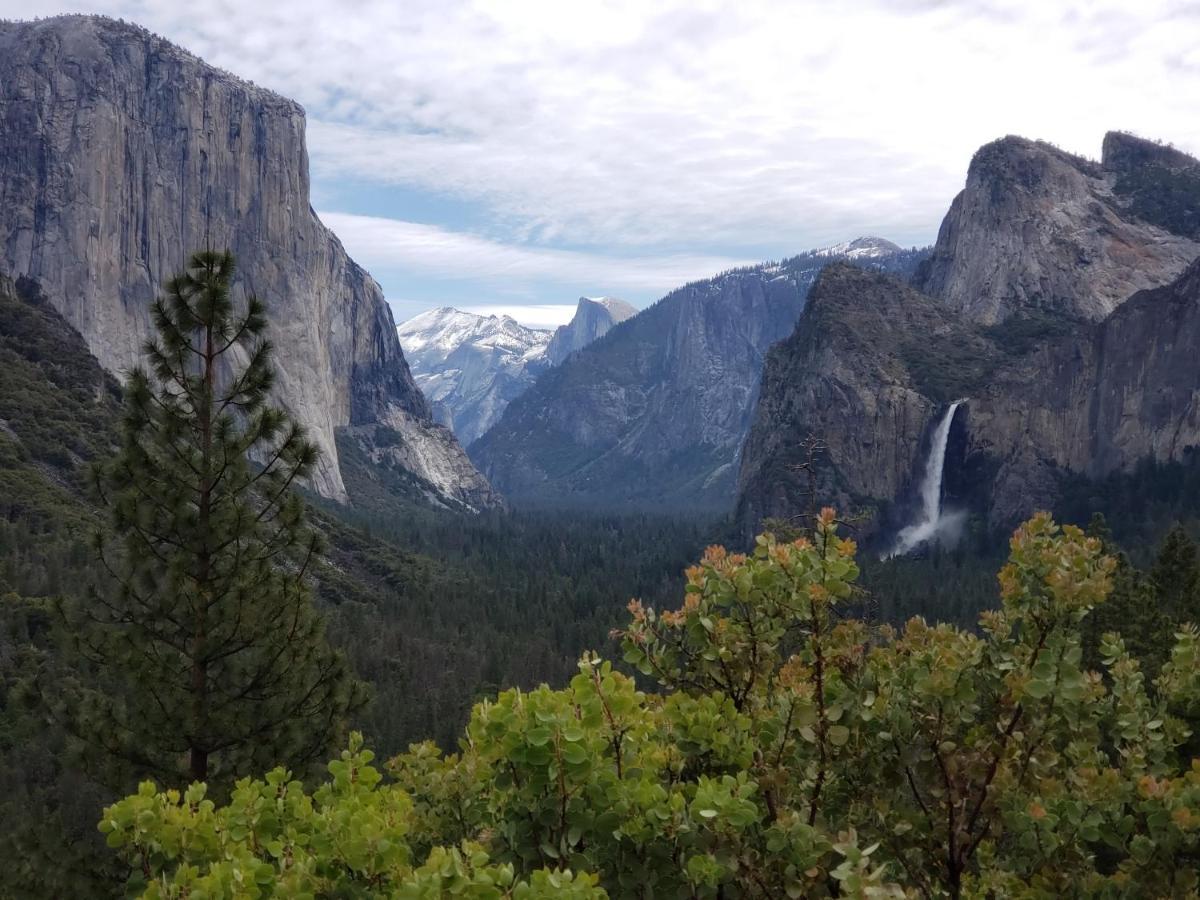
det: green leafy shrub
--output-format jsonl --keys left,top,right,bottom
{"left": 103, "top": 513, "right": 1200, "bottom": 897}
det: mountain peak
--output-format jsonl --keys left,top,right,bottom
{"left": 396, "top": 307, "right": 553, "bottom": 445}
{"left": 544, "top": 296, "right": 637, "bottom": 366}
{"left": 966, "top": 135, "right": 1102, "bottom": 189}
{"left": 814, "top": 236, "right": 903, "bottom": 260}
{"left": 1, "top": 15, "right": 302, "bottom": 116}
{"left": 577, "top": 296, "right": 637, "bottom": 322}
{"left": 916, "top": 131, "right": 1200, "bottom": 323}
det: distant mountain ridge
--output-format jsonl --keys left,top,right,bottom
{"left": 397, "top": 296, "right": 635, "bottom": 444}
{"left": 397, "top": 308, "right": 552, "bottom": 446}
{"left": 470, "top": 239, "right": 927, "bottom": 511}
{"left": 0, "top": 14, "right": 499, "bottom": 511}
{"left": 811, "top": 236, "right": 905, "bottom": 260}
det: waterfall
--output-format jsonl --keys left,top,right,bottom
{"left": 886, "top": 401, "right": 963, "bottom": 558}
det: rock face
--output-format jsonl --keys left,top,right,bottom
{"left": 543, "top": 297, "right": 636, "bottom": 366}
{"left": 964, "top": 257, "right": 1200, "bottom": 526}
{"left": 397, "top": 308, "right": 551, "bottom": 446}
{"left": 471, "top": 241, "right": 926, "bottom": 511}
{"left": 396, "top": 298, "right": 636, "bottom": 447}
{"left": 736, "top": 264, "right": 979, "bottom": 534}
{"left": 738, "top": 226, "right": 1200, "bottom": 540}
{"left": 0, "top": 15, "right": 497, "bottom": 509}
{"left": 739, "top": 132, "right": 1200, "bottom": 542}
{"left": 914, "top": 134, "right": 1200, "bottom": 324}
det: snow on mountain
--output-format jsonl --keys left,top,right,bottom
{"left": 470, "top": 239, "right": 929, "bottom": 512}
{"left": 812, "top": 236, "right": 903, "bottom": 260}
{"left": 397, "top": 308, "right": 553, "bottom": 446}
{"left": 398, "top": 297, "right": 639, "bottom": 445}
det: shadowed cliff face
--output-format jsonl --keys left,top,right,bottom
{"left": 735, "top": 264, "right": 984, "bottom": 535}
{"left": 737, "top": 258, "right": 1200, "bottom": 538}
{"left": 0, "top": 15, "right": 497, "bottom": 509}
{"left": 470, "top": 242, "right": 927, "bottom": 512}
{"left": 914, "top": 134, "right": 1200, "bottom": 325}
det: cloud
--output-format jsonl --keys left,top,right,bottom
{"left": 317, "top": 211, "right": 753, "bottom": 296}
{"left": 12, "top": 0, "right": 1200, "bottom": 266}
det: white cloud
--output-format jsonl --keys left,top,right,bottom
{"left": 317, "top": 211, "right": 753, "bottom": 295}
{"left": 12, "top": 0, "right": 1200, "bottom": 256}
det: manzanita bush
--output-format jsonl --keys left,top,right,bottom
{"left": 101, "top": 512, "right": 1200, "bottom": 898}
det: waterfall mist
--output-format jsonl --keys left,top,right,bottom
{"left": 885, "top": 401, "right": 965, "bottom": 558}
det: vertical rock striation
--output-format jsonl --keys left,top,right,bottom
{"left": 738, "top": 234, "right": 1200, "bottom": 537}
{"left": 739, "top": 132, "right": 1200, "bottom": 540}
{"left": 0, "top": 14, "right": 497, "bottom": 509}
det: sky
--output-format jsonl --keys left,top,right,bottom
{"left": 13, "top": 1, "right": 1200, "bottom": 327}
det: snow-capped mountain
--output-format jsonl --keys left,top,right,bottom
{"left": 397, "top": 308, "right": 553, "bottom": 446}
{"left": 398, "top": 297, "right": 638, "bottom": 445}
{"left": 812, "top": 236, "right": 903, "bottom": 260}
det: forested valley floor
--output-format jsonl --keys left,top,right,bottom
{"left": 3, "top": 276, "right": 1200, "bottom": 895}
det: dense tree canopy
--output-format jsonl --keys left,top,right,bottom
{"left": 102, "top": 513, "right": 1200, "bottom": 898}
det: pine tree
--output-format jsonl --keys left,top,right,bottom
{"left": 1082, "top": 512, "right": 1172, "bottom": 677}
{"left": 1150, "top": 523, "right": 1200, "bottom": 622}
{"left": 56, "top": 249, "right": 367, "bottom": 786}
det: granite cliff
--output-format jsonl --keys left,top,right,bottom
{"left": 0, "top": 15, "right": 497, "bottom": 509}
{"left": 739, "top": 133, "right": 1200, "bottom": 540}
{"left": 914, "top": 133, "right": 1200, "bottom": 324}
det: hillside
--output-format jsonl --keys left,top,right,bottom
{"left": 914, "top": 133, "right": 1200, "bottom": 323}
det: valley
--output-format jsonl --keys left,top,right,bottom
{"left": 1, "top": 8, "right": 1199, "bottom": 898}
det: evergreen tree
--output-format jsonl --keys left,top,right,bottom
{"left": 1151, "top": 523, "right": 1200, "bottom": 621}
{"left": 55, "top": 249, "right": 367, "bottom": 786}
{"left": 1083, "top": 512, "right": 1172, "bottom": 677}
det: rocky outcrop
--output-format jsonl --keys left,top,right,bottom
{"left": 1103, "top": 131, "right": 1200, "bottom": 240}
{"left": 397, "top": 308, "right": 551, "bottom": 445}
{"left": 471, "top": 242, "right": 926, "bottom": 511}
{"left": 737, "top": 257, "right": 1200, "bottom": 537}
{"left": 736, "top": 264, "right": 979, "bottom": 532}
{"left": 914, "top": 133, "right": 1200, "bottom": 324}
{"left": 0, "top": 15, "right": 497, "bottom": 509}
{"left": 967, "top": 257, "right": 1200, "bottom": 524}
{"left": 543, "top": 297, "right": 636, "bottom": 366}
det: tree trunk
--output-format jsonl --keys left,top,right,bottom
{"left": 190, "top": 312, "right": 215, "bottom": 783}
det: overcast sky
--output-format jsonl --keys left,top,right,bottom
{"left": 13, "top": 1, "right": 1200, "bottom": 326}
